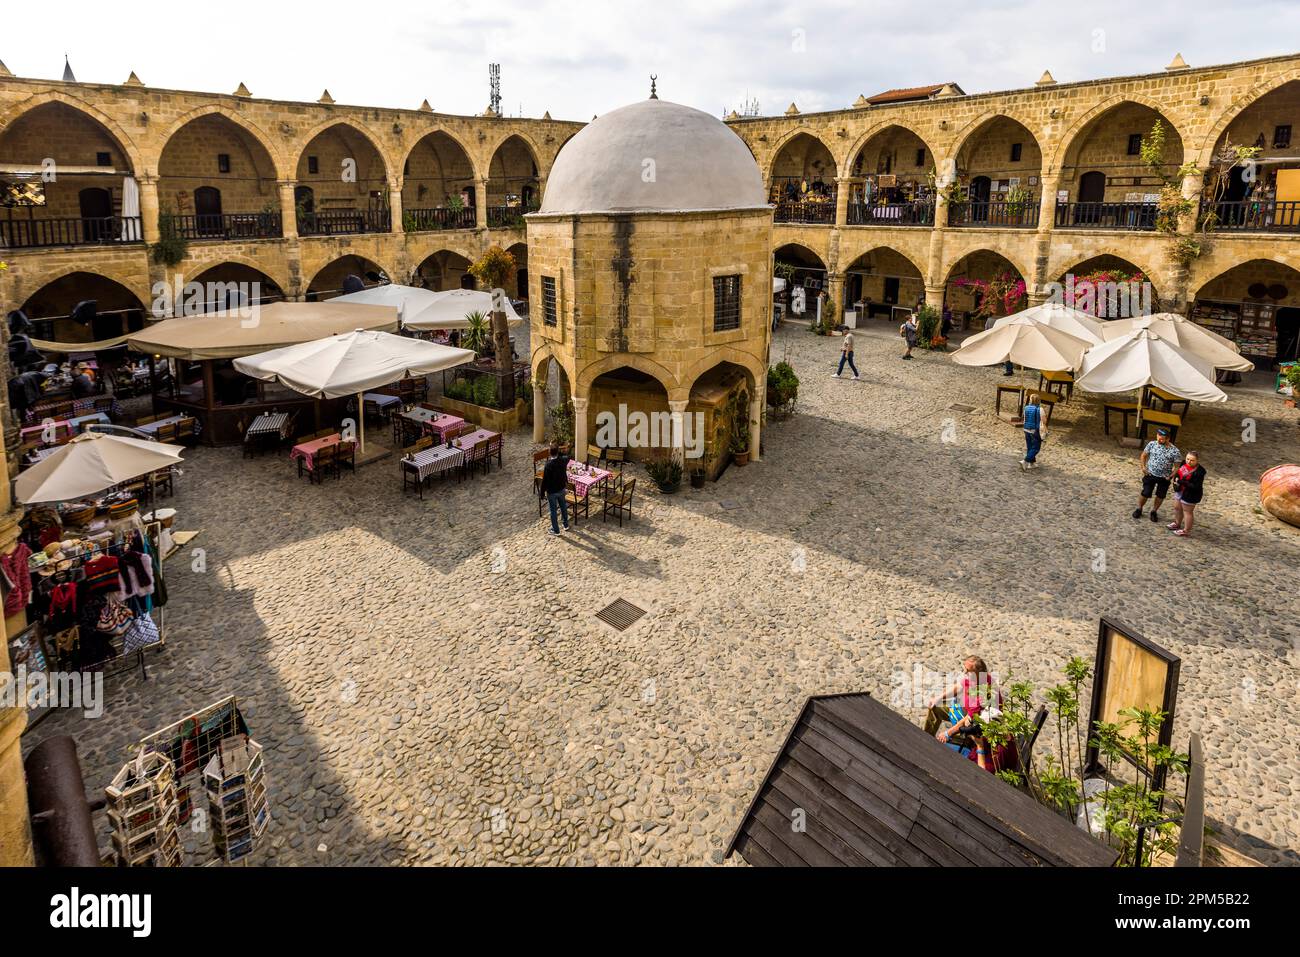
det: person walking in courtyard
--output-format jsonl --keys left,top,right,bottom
{"left": 540, "top": 444, "right": 572, "bottom": 535}
{"left": 901, "top": 312, "right": 918, "bottom": 359}
{"left": 1168, "top": 451, "right": 1206, "bottom": 538}
{"left": 1019, "top": 392, "right": 1047, "bottom": 471}
{"left": 833, "top": 330, "right": 860, "bottom": 379}
{"left": 1133, "top": 427, "right": 1181, "bottom": 523}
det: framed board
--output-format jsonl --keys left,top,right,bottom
{"left": 7, "top": 623, "right": 52, "bottom": 725}
{"left": 1085, "top": 617, "right": 1180, "bottom": 789}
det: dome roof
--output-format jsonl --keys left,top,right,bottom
{"left": 538, "top": 99, "right": 767, "bottom": 215}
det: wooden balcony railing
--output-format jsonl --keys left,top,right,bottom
{"left": 846, "top": 200, "right": 935, "bottom": 226}
{"left": 1054, "top": 201, "right": 1157, "bottom": 230}
{"left": 487, "top": 203, "right": 537, "bottom": 229}
{"left": 298, "top": 208, "right": 391, "bottom": 236}
{"left": 172, "top": 212, "right": 282, "bottom": 241}
{"left": 0, "top": 215, "right": 144, "bottom": 248}
{"left": 1202, "top": 199, "right": 1300, "bottom": 232}
{"left": 948, "top": 199, "right": 1040, "bottom": 228}
{"left": 774, "top": 199, "right": 836, "bottom": 225}
{"left": 404, "top": 207, "right": 477, "bottom": 231}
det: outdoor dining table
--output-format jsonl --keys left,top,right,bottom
{"left": 567, "top": 461, "right": 612, "bottom": 500}
{"left": 19, "top": 411, "right": 111, "bottom": 447}
{"left": 400, "top": 444, "right": 465, "bottom": 497}
{"left": 135, "top": 414, "right": 189, "bottom": 435}
{"left": 290, "top": 432, "right": 343, "bottom": 472}
{"left": 402, "top": 407, "right": 466, "bottom": 441}
{"left": 246, "top": 411, "right": 291, "bottom": 439}
{"left": 364, "top": 392, "right": 403, "bottom": 412}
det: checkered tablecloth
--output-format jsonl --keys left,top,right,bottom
{"left": 364, "top": 392, "right": 403, "bottom": 409}
{"left": 402, "top": 445, "right": 465, "bottom": 481}
{"left": 246, "top": 412, "right": 289, "bottom": 438}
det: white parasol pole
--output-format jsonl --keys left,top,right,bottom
{"left": 357, "top": 390, "right": 366, "bottom": 453}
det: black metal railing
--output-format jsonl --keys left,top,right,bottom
{"left": 0, "top": 215, "right": 144, "bottom": 248}
{"left": 1054, "top": 201, "right": 1157, "bottom": 230}
{"left": 948, "top": 199, "right": 1040, "bottom": 228}
{"left": 404, "top": 207, "right": 477, "bottom": 231}
{"left": 1202, "top": 198, "right": 1300, "bottom": 232}
{"left": 846, "top": 200, "right": 934, "bottom": 226}
{"left": 172, "top": 212, "right": 282, "bottom": 241}
{"left": 487, "top": 203, "right": 537, "bottom": 229}
{"left": 297, "top": 208, "right": 391, "bottom": 236}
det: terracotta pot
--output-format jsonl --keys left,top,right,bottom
{"left": 733, "top": 451, "right": 750, "bottom": 467}
{"left": 1260, "top": 464, "right": 1300, "bottom": 528}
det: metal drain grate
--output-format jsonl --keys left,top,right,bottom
{"left": 947, "top": 403, "right": 976, "bottom": 413}
{"left": 596, "top": 598, "right": 647, "bottom": 632}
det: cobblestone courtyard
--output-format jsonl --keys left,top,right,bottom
{"left": 27, "top": 322, "right": 1300, "bottom": 866}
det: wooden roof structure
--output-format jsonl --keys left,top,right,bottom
{"left": 726, "top": 693, "right": 1118, "bottom": 867}
{"left": 864, "top": 83, "right": 965, "bottom": 105}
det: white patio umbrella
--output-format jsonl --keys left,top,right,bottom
{"left": 1076, "top": 328, "right": 1227, "bottom": 402}
{"left": 400, "top": 289, "right": 525, "bottom": 331}
{"left": 952, "top": 316, "right": 1093, "bottom": 372}
{"left": 16, "top": 431, "right": 184, "bottom": 504}
{"left": 991, "top": 301, "right": 1105, "bottom": 345}
{"left": 1099, "top": 313, "right": 1254, "bottom": 372}
{"left": 233, "top": 329, "right": 475, "bottom": 451}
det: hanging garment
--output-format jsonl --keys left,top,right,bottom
{"left": 95, "top": 598, "right": 135, "bottom": 638}
{"left": 0, "top": 543, "right": 32, "bottom": 615}
{"left": 83, "top": 554, "right": 123, "bottom": 599}
{"left": 119, "top": 549, "right": 155, "bottom": 599}
{"left": 47, "top": 582, "right": 78, "bottom": 632}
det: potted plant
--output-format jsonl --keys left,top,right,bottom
{"left": 461, "top": 310, "right": 491, "bottom": 356}
{"left": 646, "top": 456, "right": 682, "bottom": 493}
{"left": 766, "top": 361, "right": 799, "bottom": 415}
{"left": 690, "top": 467, "right": 706, "bottom": 489}
{"left": 730, "top": 421, "right": 751, "bottom": 466}
{"left": 1282, "top": 362, "right": 1300, "bottom": 407}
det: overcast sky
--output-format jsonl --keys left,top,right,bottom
{"left": 7, "top": 0, "right": 1299, "bottom": 120}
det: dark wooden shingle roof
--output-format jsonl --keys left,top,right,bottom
{"left": 726, "top": 693, "right": 1117, "bottom": 867}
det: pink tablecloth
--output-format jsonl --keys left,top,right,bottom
{"left": 566, "top": 462, "right": 611, "bottom": 499}
{"left": 290, "top": 433, "right": 343, "bottom": 471}
{"left": 423, "top": 413, "right": 465, "bottom": 441}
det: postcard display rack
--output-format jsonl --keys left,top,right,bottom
{"left": 204, "top": 735, "right": 270, "bottom": 863}
{"left": 1191, "top": 299, "right": 1278, "bottom": 361}
{"left": 105, "top": 751, "right": 183, "bottom": 867}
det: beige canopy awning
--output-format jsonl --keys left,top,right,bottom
{"left": 126, "top": 302, "right": 399, "bottom": 361}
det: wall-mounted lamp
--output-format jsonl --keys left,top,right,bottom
{"left": 1199, "top": 95, "right": 1210, "bottom": 106}
{"left": 139, "top": 111, "right": 149, "bottom": 124}
{"left": 1049, "top": 108, "right": 1059, "bottom": 118}
{"left": 392, "top": 122, "right": 403, "bottom": 134}
{"left": 938, "top": 120, "right": 947, "bottom": 130}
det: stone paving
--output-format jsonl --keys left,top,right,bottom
{"left": 25, "top": 320, "right": 1300, "bottom": 866}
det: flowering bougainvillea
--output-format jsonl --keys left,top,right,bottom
{"left": 954, "top": 272, "right": 1027, "bottom": 321}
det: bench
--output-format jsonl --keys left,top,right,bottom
{"left": 1038, "top": 369, "right": 1075, "bottom": 402}
{"left": 1035, "top": 392, "right": 1059, "bottom": 427}
{"left": 1142, "top": 385, "right": 1190, "bottom": 418}
{"left": 995, "top": 384, "right": 1023, "bottom": 418}
{"left": 1138, "top": 408, "right": 1183, "bottom": 444}
{"left": 1103, "top": 401, "right": 1139, "bottom": 437}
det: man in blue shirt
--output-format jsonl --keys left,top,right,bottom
{"left": 1133, "top": 427, "right": 1181, "bottom": 523}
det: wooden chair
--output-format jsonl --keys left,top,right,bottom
{"left": 177, "top": 417, "right": 197, "bottom": 444}
{"left": 995, "top": 384, "right": 1024, "bottom": 419}
{"left": 239, "top": 416, "right": 255, "bottom": 458}
{"left": 155, "top": 422, "right": 178, "bottom": 444}
{"left": 151, "top": 468, "right": 175, "bottom": 499}
{"left": 532, "top": 449, "right": 550, "bottom": 495}
{"left": 585, "top": 443, "right": 605, "bottom": 467}
{"left": 486, "top": 434, "right": 503, "bottom": 471}
{"left": 310, "top": 444, "right": 338, "bottom": 484}
{"left": 463, "top": 439, "right": 489, "bottom": 478}
{"left": 602, "top": 476, "right": 636, "bottom": 526}
{"left": 137, "top": 413, "right": 161, "bottom": 426}
{"left": 1035, "top": 392, "right": 1059, "bottom": 427}
{"left": 604, "top": 447, "right": 626, "bottom": 477}
{"left": 335, "top": 440, "right": 356, "bottom": 473}
{"left": 564, "top": 481, "right": 590, "bottom": 523}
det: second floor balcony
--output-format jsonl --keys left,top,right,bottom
{"left": 405, "top": 207, "right": 477, "bottom": 231}
{"left": 1, "top": 214, "right": 144, "bottom": 249}
{"left": 298, "top": 208, "right": 391, "bottom": 237}
{"left": 172, "top": 211, "right": 282, "bottom": 241}
{"left": 1054, "top": 201, "right": 1158, "bottom": 231}
{"left": 847, "top": 200, "right": 934, "bottom": 226}
{"left": 948, "top": 199, "right": 1040, "bottom": 229}
{"left": 487, "top": 202, "right": 538, "bottom": 229}
{"left": 1203, "top": 198, "right": 1300, "bottom": 233}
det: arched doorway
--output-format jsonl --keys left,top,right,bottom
{"left": 945, "top": 250, "right": 1028, "bottom": 331}
{"left": 307, "top": 255, "right": 389, "bottom": 300}
{"left": 413, "top": 250, "right": 473, "bottom": 292}
{"left": 773, "top": 243, "right": 828, "bottom": 323}
{"left": 188, "top": 263, "right": 285, "bottom": 312}
{"left": 402, "top": 131, "right": 476, "bottom": 230}
{"left": 769, "top": 132, "right": 837, "bottom": 223}
{"left": 0, "top": 102, "right": 139, "bottom": 247}
{"left": 1053, "top": 255, "right": 1157, "bottom": 319}
{"left": 846, "top": 124, "right": 936, "bottom": 225}
{"left": 294, "top": 123, "right": 390, "bottom": 234}
{"left": 158, "top": 112, "right": 281, "bottom": 239}
{"left": 20, "top": 272, "right": 146, "bottom": 343}
{"left": 843, "top": 248, "right": 925, "bottom": 322}
{"left": 586, "top": 365, "right": 673, "bottom": 464}
{"left": 686, "top": 360, "right": 758, "bottom": 477}
{"left": 1057, "top": 102, "right": 1184, "bottom": 230}
{"left": 487, "top": 134, "right": 540, "bottom": 228}
{"left": 506, "top": 242, "right": 529, "bottom": 302}
{"left": 1192, "top": 259, "right": 1300, "bottom": 364}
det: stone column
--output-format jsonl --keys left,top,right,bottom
{"left": 826, "top": 272, "right": 845, "bottom": 325}
{"left": 533, "top": 383, "right": 547, "bottom": 443}
{"left": 748, "top": 391, "right": 763, "bottom": 463}
{"left": 924, "top": 284, "right": 947, "bottom": 310}
{"left": 1031, "top": 174, "right": 1061, "bottom": 302}
{"left": 138, "top": 173, "right": 161, "bottom": 243}
{"left": 278, "top": 181, "right": 299, "bottom": 239}
{"left": 388, "top": 179, "right": 404, "bottom": 234}
{"left": 834, "top": 177, "right": 851, "bottom": 226}
{"left": 667, "top": 399, "right": 688, "bottom": 466}
{"left": 0, "top": 404, "right": 34, "bottom": 865}
{"left": 474, "top": 177, "right": 489, "bottom": 231}
{"left": 1036, "top": 174, "right": 1061, "bottom": 235}
{"left": 1179, "top": 168, "right": 1206, "bottom": 235}
{"left": 571, "top": 395, "right": 588, "bottom": 457}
